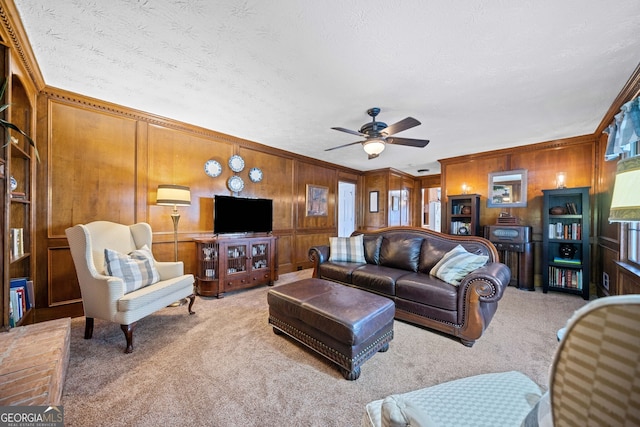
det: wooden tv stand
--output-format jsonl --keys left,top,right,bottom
{"left": 194, "top": 235, "right": 277, "bottom": 298}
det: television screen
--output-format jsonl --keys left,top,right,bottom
{"left": 214, "top": 195, "right": 273, "bottom": 234}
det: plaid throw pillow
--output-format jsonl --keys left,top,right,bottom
{"left": 104, "top": 244, "right": 160, "bottom": 293}
{"left": 430, "top": 244, "right": 488, "bottom": 286}
{"left": 328, "top": 234, "right": 366, "bottom": 263}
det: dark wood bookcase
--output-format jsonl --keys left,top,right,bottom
{"left": 446, "top": 194, "right": 480, "bottom": 236}
{"left": 542, "top": 187, "right": 590, "bottom": 300}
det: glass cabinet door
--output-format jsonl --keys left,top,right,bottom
{"left": 251, "top": 242, "right": 269, "bottom": 270}
{"left": 226, "top": 244, "right": 247, "bottom": 274}
{"left": 200, "top": 242, "right": 217, "bottom": 278}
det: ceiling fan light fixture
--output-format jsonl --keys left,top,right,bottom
{"left": 363, "top": 139, "right": 386, "bottom": 156}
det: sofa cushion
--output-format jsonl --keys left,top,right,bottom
{"left": 352, "top": 265, "right": 410, "bottom": 296}
{"left": 363, "top": 235, "right": 383, "bottom": 265}
{"left": 379, "top": 236, "right": 423, "bottom": 272}
{"left": 104, "top": 245, "right": 160, "bottom": 293}
{"left": 329, "top": 234, "right": 366, "bottom": 263}
{"left": 318, "top": 261, "right": 364, "bottom": 284}
{"left": 395, "top": 273, "right": 458, "bottom": 311}
{"left": 430, "top": 245, "right": 488, "bottom": 285}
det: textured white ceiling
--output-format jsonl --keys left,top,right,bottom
{"left": 12, "top": 0, "right": 640, "bottom": 174}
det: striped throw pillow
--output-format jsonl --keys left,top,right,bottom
{"left": 328, "top": 234, "right": 366, "bottom": 263}
{"left": 430, "top": 244, "right": 488, "bottom": 286}
{"left": 104, "top": 244, "right": 160, "bottom": 293}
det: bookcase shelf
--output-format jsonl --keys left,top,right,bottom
{"left": 542, "top": 187, "right": 590, "bottom": 300}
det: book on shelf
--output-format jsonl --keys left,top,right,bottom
{"left": 548, "top": 266, "right": 582, "bottom": 290}
{"left": 565, "top": 202, "right": 578, "bottom": 214}
{"left": 548, "top": 222, "right": 581, "bottom": 240}
{"left": 10, "top": 277, "right": 31, "bottom": 310}
{"left": 10, "top": 227, "right": 24, "bottom": 259}
{"left": 553, "top": 257, "right": 581, "bottom": 265}
{"left": 10, "top": 191, "right": 26, "bottom": 199}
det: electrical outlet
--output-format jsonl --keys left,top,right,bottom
{"left": 602, "top": 272, "right": 610, "bottom": 291}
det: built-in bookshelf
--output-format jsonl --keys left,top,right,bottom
{"left": 542, "top": 187, "right": 590, "bottom": 300}
{"left": 1, "top": 40, "right": 37, "bottom": 329}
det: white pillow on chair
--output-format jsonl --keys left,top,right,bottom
{"left": 104, "top": 244, "right": 160, "bottom": 293}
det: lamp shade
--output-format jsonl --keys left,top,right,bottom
{"left": 157, "top": 184, "right": 191, "bottom": 206}
{"left": 609, "top": 156, "right": 640, "bottom": 222}
{"left": 363, "top": 139, "right": 386, "bottom": 156}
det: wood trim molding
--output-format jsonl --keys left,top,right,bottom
{"left": 595, "top": 62, "right": 640, "bottom": 135}
{"left": 0, "top": 0, "right": 45, "bottom": 90}
{"left": 439, "top": 133, "right": 596, "bottom": 166}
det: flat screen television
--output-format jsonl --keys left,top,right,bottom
{"left": 214, "top": 195, "right": 273, "bottom": 235}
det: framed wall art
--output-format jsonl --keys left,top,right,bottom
{"left": 306, "top": 184, "right": 328, "bottom": 216}
{"left": 369, "top": 191, "right": 379, "bottom": 213}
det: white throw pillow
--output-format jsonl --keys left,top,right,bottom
{"left": 328, "top": 234, "right": 366, "bottom": 263}
{"left": 104, "top": 244, "right": 160, "bottom": 293}
{"left": 430, "top": 244, "right": 488, "bottom": 285}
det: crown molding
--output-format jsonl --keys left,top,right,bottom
{"left": 0, "top": 0, "right": 45, "bottom": 90}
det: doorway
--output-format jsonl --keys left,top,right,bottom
{"left": 338, "top": 181, "right": 356, "bottom": 237}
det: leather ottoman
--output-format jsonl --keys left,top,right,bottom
{"left": 267, "top": 278, "right": 394, "bottom": 380}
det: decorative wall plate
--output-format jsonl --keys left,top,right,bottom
{"left": 227, "top": 175, "right": 245, "bottom": 192}
{"left": 228, "top": 155, "right": 245, "bottom": 172}
{"left": 204, "top": 159, "right": 222, "bottom": 177}
{"left": 249, "top": 167, "right": 263, "bottom": 183}
{"left": 10, "top": 175, "right": 17, "bottom": 191}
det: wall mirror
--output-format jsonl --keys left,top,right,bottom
{"left": 487, "top": 169, "right": 528, "bottom": 208}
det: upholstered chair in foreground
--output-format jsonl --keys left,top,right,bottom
{"left": 66, "top": 221, "right": 195, "bottom": 353}
{"left": 363, "top": 294, "right": 640, "bottom": 427}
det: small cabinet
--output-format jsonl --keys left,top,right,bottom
{"left": 542, "top": 187, "right": 590, "bottom": 300}
{"left": 446, "top": 194, "right": 480, "bottom": 236}
{"left": 194, "top": 235, "right": 277, "bottom": 298}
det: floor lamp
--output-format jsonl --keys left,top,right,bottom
{"left": 156, "top": 184, "right": 191, "bottom": 262}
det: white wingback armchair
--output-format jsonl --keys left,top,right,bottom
{"left": 66, "top": 221, "right": 195, "bottom": 353}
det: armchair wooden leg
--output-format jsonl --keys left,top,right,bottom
{"left": 187, "top": 294, "right": 196, "bottom": 315}
{"left": 121, "top": 323, "right": 135, "bottom": 354}
{"left": 84, "top": 317, "right": 94, "bottom": 339}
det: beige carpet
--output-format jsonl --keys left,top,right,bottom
{"left": 61, "top": 269, "right": 588, "bottom": 426}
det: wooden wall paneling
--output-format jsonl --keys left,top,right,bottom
{"left": 275, "top": 234, "right": 294, "bottom": 274}
{"left": 618, "top": 262, "right": 640, "bottom": 295}
{"left": 47, "top": 247, "right": 81, "bottom": 306}
{"left": 599, "top": 245, "right": 619, "bottom": 296}
{"left": 363, "top": 171, "right": 388, "bottom": 230}
{"left": 48, "top": 101, "right": 138, "bottom": 236}
{"left": 441, "top": 157, "right": 504, "bottom": 229}
{"left": 295, "top": 232, "right": 334, "bottom": 270}
{"left": 295, "top": 160, "right": 337, "bottom": 230}
{"left": 147, "top": 123, "right": 231, "bottom": 236}
{"left": 238, "top": 147, "right": 295, "bottom": 232}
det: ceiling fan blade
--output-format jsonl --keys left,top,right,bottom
{"left": 331, "top": 126, "right": 366, "bottom": 137}
{"left": 324, "top": 140, "right": 365, "bottom": 151}
{"left": 387, "top": 137, "right": 430, "bottom": 148}
{"left": 382, "top": 117, "right": 421, "bottom": 136}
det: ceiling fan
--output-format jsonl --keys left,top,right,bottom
{"left": 326, "top": 107, "right": 430, "bottom": 159}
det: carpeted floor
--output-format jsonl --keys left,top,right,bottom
{"left": 61, "top": 269, "right": 588, "bottom": 426}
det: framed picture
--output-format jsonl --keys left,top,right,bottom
{"left": 369, "top": 191, "right": 379, "bottom": 213}
{"left": 306, "top": 184, "right": 328, "bottom": 216}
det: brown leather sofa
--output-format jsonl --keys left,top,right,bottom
{"left": 309, "top": 226, "right": 511, "bottom": 347}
